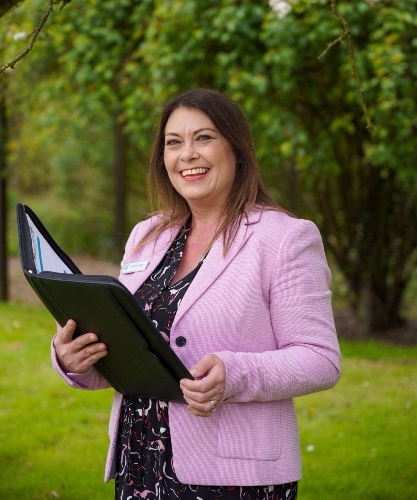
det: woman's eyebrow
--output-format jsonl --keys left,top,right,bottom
{"left": 164, "top": 127, "right": 218, "bottom": 137}
{"left": 193, "top": 127, "right": 218, "bottom": 135}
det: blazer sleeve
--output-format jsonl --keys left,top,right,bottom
{"left": 215, "top": 219, "right": 341, "bottom": 403}
{"left": 51, "top": 334, "right": 111, "bottom": 390}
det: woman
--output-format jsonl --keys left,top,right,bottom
{"left": 52, "top": 88, "right": 341, "bottom": 499}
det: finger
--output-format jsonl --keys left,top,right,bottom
{"left": 181, "top": 372, "right": 222, "bottom": 393}
{"left": 181, "top": 384, "right": 221, "bottom": 404}
{"left": 191, "top": 354, "right": 225, "bottom": 380}
{"left": 187, "top": 408, "right": 211, "bottom": 418}
{"left": 181, "top": 386, "right": 224, "bottom": 407}
{"left": 62, "top": 340, "right": 108, "bottom": 374}
{"left": 180, "top": 357, "right": 225, "bottom": 401}
{"left": 82, "top": 341, "right": 108, "bottom": 360}
{"left": 55, "top": 319, "right": 77, "bottom": 344}
{"left": 187, "top": 354, "right": 219, "bottom": 380}
{"left": 73, "top": 332, "right": 103, "bottom": 352}
{"left": 185, "top": 398, "right": 218, "bottom": 418}
{"left": 56, "top": 320, "right": 100, "bottom": 347}
{"left": 78, "top": 344, "right": 108, "bottom": 370}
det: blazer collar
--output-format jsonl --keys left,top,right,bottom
{"left": 121, "top": 208, "right": 262, "bottom": 313}
{"left": 121, "top": 224, "right": 182, "bottom": 292}
{"left": 172, "top": 208, "right": 262, "bottom": 327}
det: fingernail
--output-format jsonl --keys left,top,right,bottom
{"left": 190, "top": 368, "right": 198, "bottom": 377}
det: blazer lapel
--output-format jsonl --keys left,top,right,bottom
{"left": 173, "top": 210, "right": 261, "bottom": 326}
{"left": 120, "top": 224, "right": 182, "bottom": 294}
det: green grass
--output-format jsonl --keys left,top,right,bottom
{"left": 1, "top": 303, "right": 417, "bottom": 499}
{"left": 296, "top": 340, "right": 417, "bottom": 499}
{"left": 0, "top": 304, "right": 113, "bottom": 499}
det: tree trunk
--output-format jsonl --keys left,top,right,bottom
{"left": 0, "top": 82, "right": 8, "bottom": 301}
{"left": 353, "top": 273, "right": 405, "bottom": 338}
{"left": 113, "top": 112, "right": 127, "bottom": 261}
{"left": 310, "top": 137, "right": 417, "bottom": 339}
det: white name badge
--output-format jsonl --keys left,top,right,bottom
{"left": 121, "top": 261, "right": 149, "bottom": 274}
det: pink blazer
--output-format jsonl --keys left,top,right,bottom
{"left": 52, "top": 208, "right": 341, "bottom": 486}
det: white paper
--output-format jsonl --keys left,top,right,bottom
{"left": 26, "top": 213, "right": 73, "bottom": 274}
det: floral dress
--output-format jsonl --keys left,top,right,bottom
{"left": 115, "top": 221, "right": 298, "bottom": 500}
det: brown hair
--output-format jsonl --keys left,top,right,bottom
{"left": 138, "top": 88, "right": 287, "bottom": 253}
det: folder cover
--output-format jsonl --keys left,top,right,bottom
{"left": 16, "top": 203, "right": 192, "bottom": 402}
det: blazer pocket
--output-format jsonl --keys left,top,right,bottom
{"left": 216, "top": 401, "right": 282, "bottom": 461}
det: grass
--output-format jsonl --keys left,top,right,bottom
{"left": 1, "top": 303, "right": 417, "bottom": 499}
{"left": 0, "top": 304, "right": 112, "bottom": 499}
{"left": 296, "top": 339, "right": 417, "bottom": 499}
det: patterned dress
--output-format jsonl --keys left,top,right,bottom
{"left": 115, "top": 221, "right": 298, "bottom": 500}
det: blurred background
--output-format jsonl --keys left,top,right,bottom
{"left": 1, "top": 0, "right": 417, "bottom": 341}
{"left": 0, "top": 1, "right": 416, "bottom": 498}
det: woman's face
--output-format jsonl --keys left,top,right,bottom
{"left": 163, "top": 107, "right": 237, "bottom": 214}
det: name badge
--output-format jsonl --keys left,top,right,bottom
{"left": 121, "top": 261, "right": 149, "bottom": 274}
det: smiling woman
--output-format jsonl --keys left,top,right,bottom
{"left": 51, "top": 88, "right": 341, "bottom": 500}
{"left": 162, "top": 107, "right": 237, "bottom": 280}
{"left": 163, "top": 107, "right": 236, "bottom": 217}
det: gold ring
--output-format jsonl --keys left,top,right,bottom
{"left": 210, "top": 400, "right": 216, "bottom": 413}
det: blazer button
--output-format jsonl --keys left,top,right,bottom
{"left": 175, "top": 336, "right": 186, "bottom": 347}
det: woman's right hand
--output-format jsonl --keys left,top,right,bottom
{"left": 53, "top": 319, "right": 108, "bottom": 374}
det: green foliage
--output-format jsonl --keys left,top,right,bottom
{"left": 261, "top": 0, "right": 417, "bottom": 177}
{"left": 258, "top": 0, "right": 417, "bottom": 330}
{"left": 1, "top": 303, "right": 416, "bottom": 499}
{"left": 4, "top": 0, "right": 417, "bottom": 330}
{"left": 6, "top": 0, "right": 417, "bottom": 187}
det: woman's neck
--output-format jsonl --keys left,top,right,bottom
{"left": 189, "top": 204, "right": 225, "bottom": 231}
{"left": 189, "top": 212, "right": 224, "bottom": 240}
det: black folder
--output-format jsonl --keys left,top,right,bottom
{"left": 16, "top": 203, "right": 192, "bottom": 402}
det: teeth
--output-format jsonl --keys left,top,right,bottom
{"left": 181, "top": 168, "right": 208, "bottom": 177}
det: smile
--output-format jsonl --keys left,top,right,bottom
{"left": 181, "top": 168, "right": 209, "bottom": 177}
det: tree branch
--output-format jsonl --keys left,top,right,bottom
{"left": 319, "top": 0, "right": 375, "bottom": 138}
{"left": 0, "top": 0, "right": 70, "bottom": 74}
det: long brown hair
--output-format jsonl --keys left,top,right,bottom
{"left": 137, "top": 88, "right": 287, "bottom": 253}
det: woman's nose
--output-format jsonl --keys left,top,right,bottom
{"left": 180, "top": 142, "right": 199, "bottom": 162}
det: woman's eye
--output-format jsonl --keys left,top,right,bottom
{"left": 197, "top": 135, "right": 212, "bottom": 141}
{"left": 165, "top": 139, "right": 180, "bottom": 146}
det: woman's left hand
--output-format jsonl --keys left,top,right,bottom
{"left": 180, "top": 354, "right": 226, "bottom": 417}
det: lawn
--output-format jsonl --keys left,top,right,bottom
{"left": 1, "top": 303, "right": 416, "bottom": 499}
{"left": 296, "top": 341, "right": 417, "bottom": 499}
{"left": 0, "top": 304, "right": 112, "bottom": 499}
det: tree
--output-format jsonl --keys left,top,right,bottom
{"left": 3, "top": 0, "right": 155, "bottom": 260}
{"left": 1, "top": 0, "right": 71, "bottom": 73}
{"left": 0, "top": 0, "right": 73, "bottom": 300}
{"left": 261, "top": 0, "right": 417, "bottom": 335}
{"left": 123, "top": 0, "right": 417, "bottom": 334}
{"left": 0, "top": 79, "right": 7, "bottom": 301}
{"left": 5, "top": 0, "right": 417, "bottom": 337}
{"left": 42, "top": 0, "right": 156, "bottom": 258}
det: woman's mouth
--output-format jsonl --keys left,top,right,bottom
{"left": 181, "top": 168, "right": 209, "bottom": 178}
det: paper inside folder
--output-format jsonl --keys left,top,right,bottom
{"left": 26, "top": 213, "right": 73, "bottom": 274}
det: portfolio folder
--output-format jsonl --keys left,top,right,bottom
{"left": 16, "top": 203, "right": 192, "bottom": 402}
